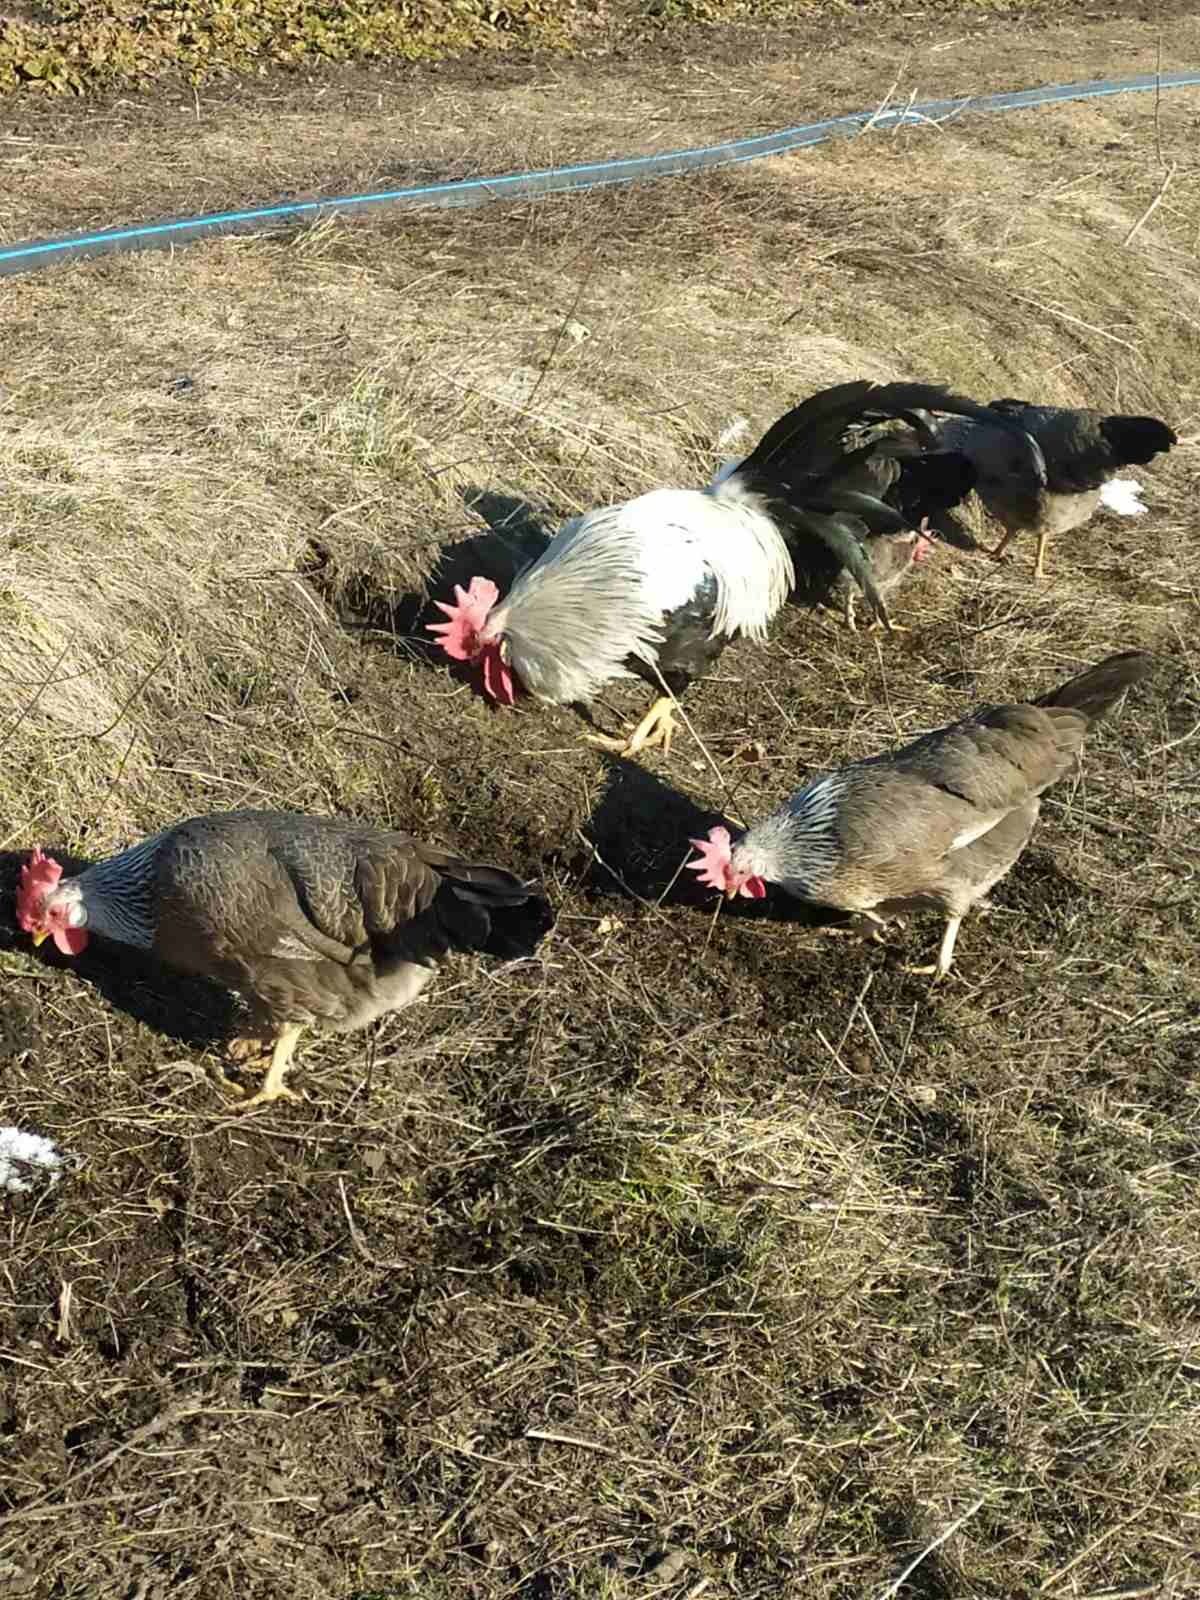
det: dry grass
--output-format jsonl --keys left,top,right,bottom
{"left": 1, "top": 29, "right": 1200, "bottom": 1600}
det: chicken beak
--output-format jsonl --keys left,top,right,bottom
{"left": 30, "top": 929, "right": 48, "bottom": 948}
{"left": 725, "top": 885, "right": 740, "bottom": 902}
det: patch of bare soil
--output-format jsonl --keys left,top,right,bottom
{"left": 1, "top": 7, "right": 1199, "bottom": 1600}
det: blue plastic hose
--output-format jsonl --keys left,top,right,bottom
{"left": 1, "top": 70, "right": 1197, "bottom": 277}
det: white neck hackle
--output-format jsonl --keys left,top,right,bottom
{"left": 732, "top": 773, "right": 850, "bottom": 898}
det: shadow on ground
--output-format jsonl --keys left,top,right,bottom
{"left": 313, "top": 485, "right": 554, "bottom": 680}
{"left": 579, "top": 756, "right": 848, "bottom": 930}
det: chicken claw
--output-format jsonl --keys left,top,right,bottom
{"left": 585, "top": 695, "right": 679, "bottom": 758}
{"left": 821, "top": 910, "right": 901, "bottom": 945}
{"left": 219, "top": 1022, "right": 306, "bottom": 1111}
{"left": 902, "top": 915, "right": 963, "bottom": 981}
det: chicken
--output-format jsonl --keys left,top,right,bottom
{"left": 938, "top": 398, "right": 1177, "bottom": 578}
{"left": 818, "top": 431, "right": 980, "bottom": 630}
{"left": 826, "top": 523, "right": 937, "bottom": 634}
{"left": 15, "top": 810, "right": 553, "bottom": 1109}
{"left": 429, "top": 381, "right": 1044, "bottom": 756}
{"left": 687, "top": 651, "right": 1154, "bottom": 979}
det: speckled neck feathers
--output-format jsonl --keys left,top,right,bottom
{"left": 733, "top": 773, "right": 850, "bottom": 900}
{"left": 76, "top": 831, "right": 168, "bottom": 949}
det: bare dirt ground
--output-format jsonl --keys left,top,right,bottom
{"left": 1, "top": 7, "right": 1199, "bottom": 1600}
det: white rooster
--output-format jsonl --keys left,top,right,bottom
{"left": 429, "top": 381, "right": 1045, "bottom": 757}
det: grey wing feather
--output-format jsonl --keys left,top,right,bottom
{"left": 885, "top": 704, "right": 1088, "bottom": 809}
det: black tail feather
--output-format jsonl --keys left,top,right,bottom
{"left": 436, "top": 864, "right": 556, "bottom": 959}
{"left": 725, "top": 380, "right": 1045, "bottom": 609}
{"left": 889, "top": 450, "right": 980, "bottom": 549}
{"left": 732, "top": 380, "right": 1034, "bottom": 491}
{"left": 926, "top": 509, "right": 981, "bottom": 552}
{"left": 733, "top": 380, "right": 875, "bottom": 479}
{"left": 475, "top": 891, "right": 556, "bottom": 960}
{"left": 789, "top": 510, "right": 889, "bottom": 623}
{"left": 1035, "top": 651, "right": 1156, "bottom": 723}
{"left": 893, "top": 450, "right": 976, "bottom": 516}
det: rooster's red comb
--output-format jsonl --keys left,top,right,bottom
{"left": 427, "top": 576, "right": 500, "bottom": 661}
{"left": 16, "top": 848, "right": 63, "bottom": 931}
{"left": 686, "top": 827, "right": 733, "bottom": 893}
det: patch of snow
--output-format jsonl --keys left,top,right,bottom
{"left": 1100, "top": 477, "right": 1147, "bottom": 516}
{"left": 0, "top": 1126, "right": 65, "bottom": 1194}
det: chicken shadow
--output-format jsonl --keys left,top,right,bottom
{"left": 0, "top": 849, "right": 238, "bottom": 1051}
{"left": 325, "top": 485, "right": 555, "bottom": 678}
{"left": 579, "top": 757, "right": 846, "bottom": 930}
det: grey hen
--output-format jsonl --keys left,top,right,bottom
{"left": 939, "top": 398, "right": 1177, "bottom": 578}
{"left": 688, "top": 652, "right": 1154, "bottom": 978}
{"left": 824, "top": 525, "right": 937, "bottom": 633}
{"left": 16, "top": 810, "right": 554, "bottom": 1109}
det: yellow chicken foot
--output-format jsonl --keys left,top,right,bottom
{"left": 585, "top": 695, "right": 678, "bottom": 758}
{"left": 231, "top": 1022, "right": 306, "bottom": 1111}
{"left": 866, "top": 618, "right": 911, "bottom": 635}
{"left": 211, "top": 1034, "right": 271, "bottom": 1097}
{"left": 904, "top": 914, "right": 963, "bottom": 981}
{"left": 843, "top": 592, "right": 858, "bottom": 633}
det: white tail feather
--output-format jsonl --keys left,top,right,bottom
{"left": 1100, "top": 477, "right": 1147, "bottom": 517}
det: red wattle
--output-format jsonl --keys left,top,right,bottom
{"left": 481, "top": 644, "right": 517, "bottom": 706}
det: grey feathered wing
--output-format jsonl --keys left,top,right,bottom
{"left": 149, "top": 811, "right": 551, "bottom": 1030}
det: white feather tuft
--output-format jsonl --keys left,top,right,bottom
{"left": 493, "top": 485, "right": 793, "bottom": 706}
{"left": 1099, "top": 477, "right": 1147, "bottom": 517}
{"left": 716, "top": 414, "right": 750, "bottom": 450}
{"left": 709, "top": 417, "right": 751, "bottom": 489}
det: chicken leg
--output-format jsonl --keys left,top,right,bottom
{"left": 904, "top": 914, "right": 963, "bottom": 981}
{"left": 983, "top": 528, "right": 1018, "bottom": 563}
{"left": 1033, "top": 530, "right": 1050, "bottom": 581}
{"left": 844, "top": 593, "right": 905, "bottom": 636}
{"left": 586, "top": 695, "right": 679, "bottom": 757}
{"left": 227, "top": 1022, "right": 306, "bottom": 1111}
